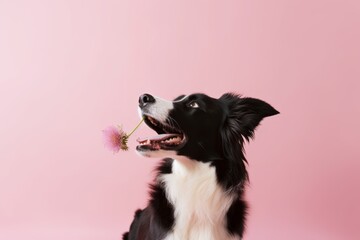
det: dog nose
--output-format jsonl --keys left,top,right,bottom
{"left": 139, "top": 94, "right": 155, "bottom": 108}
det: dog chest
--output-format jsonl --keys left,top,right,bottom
{"left": 159, "top": 159, "right": 240, "bottom": 240}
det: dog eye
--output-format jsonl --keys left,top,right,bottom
{"left": 188, "top": 101, "right": 199, "bottom": 109}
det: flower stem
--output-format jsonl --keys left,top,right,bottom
{"left": 127, "top": 118, "right": 145, "bottom": 137}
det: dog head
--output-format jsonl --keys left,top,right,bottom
{"left": 137, "top": 93, "right": 278, "bottom": 165}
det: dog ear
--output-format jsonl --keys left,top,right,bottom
{"left": 218, "top": 93, "right": 278, "bottom": 187}
{"left": 220, "top": 93, "right": 279, "bottom": 141}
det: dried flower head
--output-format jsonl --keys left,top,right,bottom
{"left": 103, "top": 118, "right": 144, "bottom": 153}
{"left": 102, "top": 126, "right": 129, "bottom": 152}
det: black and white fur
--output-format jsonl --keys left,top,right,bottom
{"left": 123, "top": 93, "right": 279, "bottom": 240}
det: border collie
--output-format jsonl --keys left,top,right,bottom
{"left": 123, "top": 93, "right": 279, "bottom": 240}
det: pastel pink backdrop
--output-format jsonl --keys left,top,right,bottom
{"left": 1, "top": 0, "right": 359, "bottom": 239}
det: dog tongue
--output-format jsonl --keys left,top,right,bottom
{"left": 137, "top": 133, "right": 180, "bottom": 143}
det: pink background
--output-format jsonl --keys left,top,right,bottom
{"left": 1, "top": 0, "right": 359, "bottom": 239}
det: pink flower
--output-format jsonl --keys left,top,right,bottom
{"left": 102, "top": 118, "right": 144, "bottom": 153}
{"left": 102, "top": 126, "right": 129, "bottom": 152}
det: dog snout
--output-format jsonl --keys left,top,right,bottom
{"left": 139, "top": 94, "right": 155, "bottom": 108}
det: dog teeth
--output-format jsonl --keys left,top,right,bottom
{"left": 138, "top": 135, "right": 183, "bottom": 148}
{"left": 161, "top": 136, "right": 182, "bottom": 144}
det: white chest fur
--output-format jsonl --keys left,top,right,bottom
{"left": 159, "top": 158, "right": 240, "bottom": 240}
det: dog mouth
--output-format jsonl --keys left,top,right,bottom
{"left": 136, "top": 115, "right": 186, "bottom": 152}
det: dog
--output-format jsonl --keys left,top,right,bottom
{"left": 123, "top": 93, "right": 279, "bottom": 240}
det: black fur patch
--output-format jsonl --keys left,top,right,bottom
{"left": 226, "top": 198, "right": 248, "bottom": 238}
{"left": 123, "top": 159, "right": 175, "bottom": 239}
{"left": 122, "top": 232, "right": 128, "bottom": 240}
{"left": 154, "top": 158, "right": 173, "bottom": 175}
